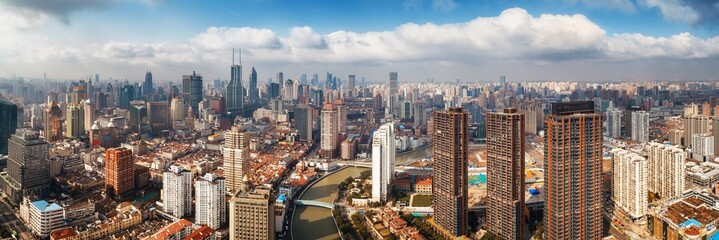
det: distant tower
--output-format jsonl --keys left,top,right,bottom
{"left": 226, "top": 49, "right": 244, "bottom": 116}
{"left": 294, "top": 105, "right": 314, "bottom": 142}
{"left": 249, "top": 67, "right": 258, "bottom": 101}
{"left": 485, "top": 108, "right": 526, "bottom": 240}
{"left": 143, "top": 71, "right": 154, "bottom": 97}
{"left": 182, "top": 71, "right": 203, "bottom": 117}
{"left": 42, "top": 101, "right": 62, "bottom": 142}
{"left": 83, "top": 99, "right": 95, "bottom": 131}
{"left": 163, "top": 165, "right": 193, "bottom": 218}
{"left": 432, "top": 108, "right": 469, "bottom": 238}
{"left": 371, "top": 123, "right": 395, "bottom": 203}
{"left": 631, "top": 111, "right": 649, "bottom": 143}
{"left": 170, "top": 97, "right": 185, "bottom": 126}
{"left": 224, "top": 126, "right": 250, "bottom": 194}
{"left": 606, "top": 107, "right": 622, "bottom": 138}
{"left": 544, "top": 101, "right": 603, "bottom": 240}
{"left": 65, "top": 104, "right": 84, "bottom": 139}
{"left": 347, "top": 75, "right": 356, "bottom": 98}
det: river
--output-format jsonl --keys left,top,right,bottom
{"left": 291, "top": 146, "right": 433, "bottom": 240}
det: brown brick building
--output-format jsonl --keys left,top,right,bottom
{"left": 105, "top": 148, "right": 135, "bottom": 198}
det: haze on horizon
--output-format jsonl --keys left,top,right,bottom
{"left": 1, "top": 0, "right": 718, "bottom": 83}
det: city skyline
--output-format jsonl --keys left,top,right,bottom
{"left": 1, "top": 1, "right": 719, "bottom": 82}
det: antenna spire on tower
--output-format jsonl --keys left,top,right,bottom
{"left": 239, "top": 48, "right": 242, "bottom": 65}
{"left": 232, "top": 48, "right": 235, "bottom": 66}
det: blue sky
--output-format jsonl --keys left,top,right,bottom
{"left": 1, "top": 0, "right": 718, "bottom": 82}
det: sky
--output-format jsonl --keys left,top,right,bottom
{"left": 1, "top": 0, "right": 719, "bottom": 83}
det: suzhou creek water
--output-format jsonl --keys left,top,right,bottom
{"left": 291, "top": 146, "right": 432, "bottom": 240}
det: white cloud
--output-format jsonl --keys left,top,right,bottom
{"left": 432, "top": 0, "right": 458, "bottom": 12}
{"left": 640, "top": 0, "right": 700, "bottom": 24}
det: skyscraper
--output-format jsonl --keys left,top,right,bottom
{"left": 544, "top": 101, "right": 603, "bottom": 240}
{"left": 647, "top": 142, "right": 686, "bottom": 199}
{"left": 105, "top": 147, "right": 135, "bottom": 198}
{"left": 147, "top": 101, "right": 170, "bottom": 134}
{"left": 195, "top": 173, "right": 226, "bottom": 229}
{"left": 170, "top": 96, "right": 185, "bottom": 126}
{"left": 611, "top": 148, "right": 648, "bottom": 220}
{"left": 389, "top": 72, "right": 398, "bottom": 96}
{"left": 4, "top": 129, "right": 50, "bottom": 203}
{"left": 83, "top": 99, "right": 95, "bottom": 131}
{"left": 320, "top": 103, "right": 338, "bottom": 158}
{"left": 118, "top": 84, "right": 134, "bottom": 110}
{"left": 42, "top": 100, "right": 62, "bottom": 142}
{"left": 163, "top": 165, "right": 193, "bottom": 218}
{"left": 276, "top": 72, "right": 284, "bottom": 84}
{"left": 371, "top": 123, "right": 395, "bottom": 203}
{"left": 485, "top": 108, "right": 525, "bottom": 240}
{"left": 224, "top": 126, "right": 249, "bottom": 194}
{"left": 714, "top": 118, "right": 719, "bottom": 157}
{"left": 432, "top": 108, "right": 468, "bottom": 238}
{"left": 143, "top": 71, "right": 153, "bottom": 97}
{"left": 229, "top": 186, "right": 275, "bottom": 240}
{"left": 249, "top": 67, "right": 258, "bottom": 101}
{"left": 606, "top": 107, "right": 622, "bottom": 138}
{"left": 65, "top": 104, "right": 84, "bottom": 139}
{"left": 0, "top": 100, "right": 18, "bottom": 155}
{"left": 294, "top": 105, "right": 313, "bottom": 142}
{"left": 631, "top": 111, "right": 649, "bottom": 143}
{"left": 334, "top": 99, "right": 347, "bottom": 133}
{"left": 347, "top": 74, "right": 356, "bottom": 98}
{"left": 684, "top": 115, "right": 710, "bottom": 148}
{"left": 227, "top": 50, "right": 244, "bottom": 116}
{"left": 182, "top": 71, "right": 203, "bottom": 117}
{"left": 413, "top": 101, "right": 426, "bottom": 132}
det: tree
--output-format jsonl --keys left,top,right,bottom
{"left": 360, "top": 170, "right": 372, "bottom": 179}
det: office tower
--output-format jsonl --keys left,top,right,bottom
{"left": 485, "top": 108, "right": 525, "bottom": 240}
{"left": 43, "top": 101, "right": 62, "bottom": 142}
{"left": 692, "top": 133, "right": 714, "bottom": 161}
{"left": 371, "top": 123, "right": 395, "bottom": 203}
{"left": 105, "top": 147, "right": 135, "bottom": 198}
{"left": 713, "top": 119, "right": 719, "bottom": 157}
{"left": 544, "top": 101, "right": 602, "bottom": 240}
{"left": 65, "top": 104, "right": 84, "bottom": 139}
{"left": 249, "top": 67, "right": 258, "bottom": 101}
{"left": 0, "top": 100, "right": 18, "bottom": 155}
{"left": 276, "top": 72, "right": 284, "bottom": 84}
{"left": 143, "top": 71, "right": 153, "bottom": 97}
{"left": 432, "top": 108, "right": 468, "bottom": 237}
{"left": 606, "top": 107, "right": 622, "bottom": 138}
{"left": 647, "top": 142, "right": 686, "bottom": 199}
{"left": 499, "top": 75, "right": 506, "bottom": 90}
{"left": 83, "top": 100, "right": 95, "bottom": 131}
{"left": 267, "top": 83, "right": 280, "bottom": 99}
{"left": 224, "top": 126, "right": 250, "bottom": 194}
{"left": 334, "top": 99, "right": 347, "bottom": 133}
{"left": 147, "top": 101, "right": 171, "bottom": 134}
{"left": 5, "top": 129, "right": 50, "bottom": 203}
{"left": 170, "top": 97, "right": 185, "bottom": 124}
{"left": 195, "top": 173, "right": 226, "bottom": 229}
{"left": 389, "top": 72, "right": 398, "bottom": 96}
{"left": 283, "top": 79, "right": 295, "bottom": 101}
{"left": 227, "top": 50, "right": 244, "bottom": 116}
{"left": 611, "top": 148, "right": 648, "bottom": 220}
{"left": 413, "top": 101, "right": 426, "bottom": 131}
{"left": 399, "top": 100, "right": 413, "bottom": 120}
{"left": 321, "top": 103, "right": 338, "bottom": 158}
{"left": 182, "top": 71, "right": 203, "bottom": 117}
{"left": 294, "top": 105, "right": 313, "bottom": 142}
{"left": 518, "top": 101, "right": 541, "bottom": 135}
{"left": 163, "top": 165, "right": 192, "bottom": 218}
{"left": 229, "top": 186, "right": 275, "bottom": 240}
{"left": 623, "top": 106, "right": 641, "bottom": 138}
{"left": 631, "top": 111, "right": 649, "bottom": 143}
{"left": 347, "top": 75, "right": 356, "bottom": 98}
{"left": 118, "top": 84, "right": 134, "bottom": 110}
{"left": 684, "top": 115, "right": 710, "bottom": 148}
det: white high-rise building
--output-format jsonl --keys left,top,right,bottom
{"left": 684, "top": 115, "right": 710, "bottom": 148}
{"left": 372, "top": 123, "right": 395, "bottom": 202}
{"left": 606, "top": 107, "right": 622, "bottom": 138}
{"left": 692, "top": 133, "right": 714, "bottom": 161}
{"left": 647, "top": 142, "right": 686, "bottom": 199}
{"left": 631, "top": 111, "right": 649, "bottom": 143}
{"left": 170, "top": 97, "right": 185, "bottom": 124}
{"left": 224, "top": 126, "right": 250, "bottom": 194}
{"left": 611, "top": 148, "right": 647, "bottom": 219}
{"left": 195, "top": 173, "right": 226, "bottom": 229}
{"left": 162, "top": 165, "right": 193, "bottom": 218}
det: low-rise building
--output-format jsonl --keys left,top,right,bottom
{"left": 141, "top": 219, "right": 193, "bottom": 240}
{"left": 50, "top": 202, "right": 142, "bottom": 240}
{"left": 414, "top": 177, "right": 432, "bottom": 195}
{"left": 686, "top": 161, "right": 719, "bottom": 189}
{"left": 20, "top": 199, "right": 66, "bottom": 238}
{"left": 648, "top": 190, "right": 719, "bottom": 240}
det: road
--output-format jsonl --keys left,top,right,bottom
{"left": 0, "top": 196, "right": 24, "bottom": 236}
